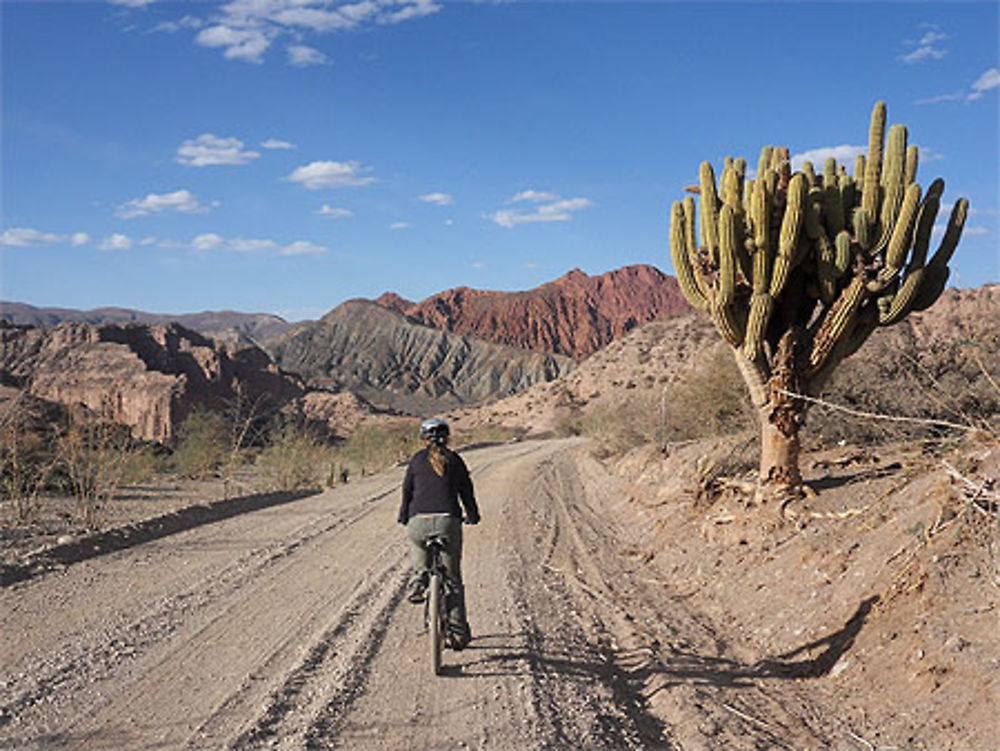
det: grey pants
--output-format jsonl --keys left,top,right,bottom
{"left": 406, "top": 515, "right": 470, "bottom": 638}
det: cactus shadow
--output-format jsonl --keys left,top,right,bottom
{"left": 635, "top": 595, "right": 878, "bottom": 695}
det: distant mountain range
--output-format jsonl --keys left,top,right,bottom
{"left": 0, "top": 303, "right": 292, "bottom": 345}
{"left": 1, "top": 265, "right": 693, "bottom": 427}
{"left": 3, "top": 264, "right": 690, "bottom": 361}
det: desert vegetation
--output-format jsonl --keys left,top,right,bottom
{"left": 670, "top": 101, "right": 969, "bottom": 497}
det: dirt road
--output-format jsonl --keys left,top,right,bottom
{"left": 1, "top": 439, "right": 836, "bottom": 750}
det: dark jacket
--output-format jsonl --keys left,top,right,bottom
{"left": 398, "top": 447, "right": 480, "bottom": 524}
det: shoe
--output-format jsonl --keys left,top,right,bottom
{"left": 407, "top": 582, "right": 427, "bottom": 604}
{"left": 447, "top": 629, "right": 471, "bottom": 650}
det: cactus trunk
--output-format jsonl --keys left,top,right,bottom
{"left": 758, "top": 410, "right": 803, "bottom": 490}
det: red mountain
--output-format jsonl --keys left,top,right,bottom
{"left": 374, "top": 264, "right": 691, "bottom": 360}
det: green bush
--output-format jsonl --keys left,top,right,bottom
{"left": 254, "top": 423, "right": 329, "bottom": 492}
{"left": 173, "top": 408, "right": 228, "bottom": 479}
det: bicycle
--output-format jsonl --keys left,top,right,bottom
{"left": 424, "top": 534, "right": 451, "bottom": 675}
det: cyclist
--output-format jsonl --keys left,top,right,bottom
{"left": 398, "top": 418, "right": 480, "bottom": 650}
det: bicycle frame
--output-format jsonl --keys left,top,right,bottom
{"left": 424, "top": 537, "right": 450, "bottom": 675}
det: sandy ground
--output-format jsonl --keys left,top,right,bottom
{"left": 1, "top": 438, "right": 997, "bottom": 749}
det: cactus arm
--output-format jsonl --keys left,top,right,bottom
{"left": 806, "top": 275, "right": 867, "bottom": 376}
{"left": 861, "top": 101, "right": 887, "bottom": 220}
{"left": 757, "top": 146, "right": 773, "bottom": 184}
{"left": 771, "top": 173, "right": 807, "bottom": 298}
{"left": 881, "top": 182, "right": 922, "bottom": 280}
{"left": 879, "top": 267, "right": 924, "bottom": 325}
{"left": 834, "top": 230, "right": 853, "bottom": 277}
{"left": 699, "top": 161, "right": 721, "bottom": 264}
{"left": 905, "top": 145, "right": 919, "bottom": 185}
{"left": 717, "top": 205, "right": 739, "bottom": 304}
{"left": 670, "top": 201, "right": 708, "bottom": 309}
{"left": 907, "top": 178, "right": 944, "bottom": 272}
{"left": 927, "top": 197, "right": 969, "bottom": 271}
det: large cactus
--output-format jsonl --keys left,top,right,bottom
{"left": 669, "top": 102, "right": 968, "bottom": 494}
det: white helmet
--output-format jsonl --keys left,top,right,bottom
{"left": 419, "top": 418, "right": 450, "bottom": 444}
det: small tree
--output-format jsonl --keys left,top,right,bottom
{"left": 0, "top": 391, "right": 57, "bottom": 520}
{"left": 669, "top": 101, "right": 968, "bottom": 497}
{"left": 57, "top": 408, "right": 137, "bottom": 528}
{"left": 173, "top": 407, "right": 228, "bottom": 479}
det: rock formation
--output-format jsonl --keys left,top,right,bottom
{"left": 0, "top": 321, "right": 304, "bottom": 445}
{"left": 268, "top": 299, "right": 573, "bottom": 414}
{"left": 375, "top": 264, "right": 691, "bottom": 359}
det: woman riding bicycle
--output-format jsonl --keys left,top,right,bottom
{"left": 398, "top": 418, "right": 480, "bottom": 650}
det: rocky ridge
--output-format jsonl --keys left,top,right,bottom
{"left": 374, "top": 264, "right": 691, "bottom": 360}
{"left": 268, "top": 299, "right": 573, "bottom": 414}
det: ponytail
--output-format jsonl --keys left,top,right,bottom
{"left": 428, "top": 441, "right": 448, "bottom": 476}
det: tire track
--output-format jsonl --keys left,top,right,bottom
{"left": 0, "top": 482, "right": 398, "bottom": 740}
{"left": 224, "top": 545, "right": 409, "bottom": 750}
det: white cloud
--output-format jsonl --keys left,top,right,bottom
{"left": 285, "top": 160, "right": 375, "bottom": 189}
{"left": 390, "top": 221, "right": 410, "bottom": 230}
{"left": 915, "top": 91, "right": 964, "bottom": 105}
{"left": 288, "top": 44, "right": 329, "bottom": 67}
{"left": 510, "top": 189, "right": 557, "bottom": 203}
{"left": 177, "top": 134, "right": 260, "bottom": 167}
{"left": 488, "top": 193, "right": 593, "bottom": 228}
{"left": 109, "top": 0, "right": 157, "bottom": 7}
{"left": 188, "top": 233, "right": 328, "bottom": 255}
{"left": 116, "top": 189, "right": 212, "bottom": 219}
{"left": 968, "top": 68, "right": 1000, "bottom": 101}
{"left": 900, "top": 24, "right": 948, "bottom": 64}
{"left": 191, "top": 232, "right": 225, "bottom": 250}
{"left": 99, "top": 233, "right": 133, "bottom": 250}
{"left": 917, "top": 30, "right": 948, "bottom": 46}
{"left": 790, "top": 144, "right": 866, "bottom": 172}
{"left": 317, "top": 205, "right": 354, "bottom": 218}
{"left": 279, "top": 240, "right": 328, "bottom": 255}
{"left": 230, "top": 237, "right": 279, "bottom": 252}
{"left": 900, "top": 45, "right": 947, "bottom": 64}
{"left": 916, "top": 144, "right": 945, "bottom": 163}
{"left": 444, "top": 219, "right": 454, "bottom": 227}
{"left": 71, "top": 232, "right": 91, "bottom": 246}
{"left": 196, "top": 25, "right": 272, "bottom": 63}
{"left": 261, "top": 138, "right": 295, "bottom": 150}
{"left": 139, "top": 236, "right": 158, "bottom": 246}
{"left": 185, "top": 1, "right": 442, "bottom": 64}
{"left": 0, "top": 227, "right": 64, "bottom": 247}
{"left": 378, "top": 0, "right": 441, "bottom": 25}
{"left": 154, "top": 15, "right": 203, "bottom": 33}
{"left": 418, "top": 192, "right": 453, "bottom": 206}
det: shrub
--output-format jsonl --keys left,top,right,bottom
{"left": 254, "top": 423, "right": 329, "bottom": 492}
{"left": 173, "top": 408, "right": 228, "bottom": 479}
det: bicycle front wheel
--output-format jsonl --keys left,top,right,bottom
{"left": 428, "top": 573, "right": 443, "bottom": 675}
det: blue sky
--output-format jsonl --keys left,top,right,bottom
{"left": 1, "top": 1, "right": 997, "bottom": 321}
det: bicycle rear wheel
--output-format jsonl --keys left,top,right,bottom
{"left": 428, "top": 573, "right": 443, "bottom": 675}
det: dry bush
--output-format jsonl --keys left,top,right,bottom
{"left": 581, "top": 347, "right": 754, "bottom": 457}
{"left": 57, "top": 408, "right": 143, "bottom": 528}
{"left": 0, "top": 391, "right": 59, "bottom": 521}
{"left": 172, "top": 408, "right": 229, "bottom": 479}
{"left": 254, "top": 424, "right": 323, "bottom": 491}
{"left": 811, "top": 336, "right": 1000, "bottom": 447}
{"left": 332, "top": 420, "right": 423, "bottom": 476}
